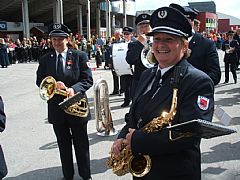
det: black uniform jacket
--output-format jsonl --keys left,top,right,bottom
{"left": 126, "top": 40, "right": 147, "bottom": 80}
{"left": 222, "top": 39, "right": 239, "bottom": 63}
{"left": 188, "top": 32, "right": 221, "bottom": 85}
{"left": 0, "top": 96, "right": 6, "bottom": 132}
{"left": 118, "top": 59, "right": 214, "bottom": 180}
{"left": 36, "top": 49, "right": 93, "bottom": 124}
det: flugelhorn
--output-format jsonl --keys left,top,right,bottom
{"left": 39, "top": 76, "right": 67, "bottom": 101}
{"left": 94, "top": 79, "right": 117, "bottom": 136}
{"left": 39, "top": 76, "right": 89, "bottom": 117}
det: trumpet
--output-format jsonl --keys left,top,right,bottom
{"left": 39, "top": 76, "right": 89, "bottom": 117}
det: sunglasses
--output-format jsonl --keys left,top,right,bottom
{"left": 123, "top": 32, "right": 131, "bottom": 35}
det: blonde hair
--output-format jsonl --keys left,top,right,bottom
{"left": 181, "top": 37, "right": 191, "bottom": 59}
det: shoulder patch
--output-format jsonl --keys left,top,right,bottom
{"left": 197, "top": 96, "right": 209, "bottom": 110}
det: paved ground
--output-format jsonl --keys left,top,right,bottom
{"left": 0, "top": 50, "right": 240, "bottom": 180}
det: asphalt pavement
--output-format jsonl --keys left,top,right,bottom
{"left": 0, "top": 50, "right": 240, "bottom": 180}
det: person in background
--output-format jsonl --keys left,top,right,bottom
{"left": 36, "top": 23, "right": 93, "bottom": 180}
{"left": 120, "top": 26, "right": 135, "bottom": 107}
{"left": 222, "top": 30, "right": 238, "bottom": 84}
{"left": 126, "top": 13, "right": 152, "bottom": 97}
{"left": 193, "top": 19, "right": 201, "bottom": 32}
{"left": 111, "top": 6, "right": 214, "bottom": 180}
{"left": 109, "top": 30, "right": 124, "bottom": 95}
{"left": 103, "top": 40, "right": 112, "bottom": 69}
{"left": 0, "top": 38, "right": 10, "bottom": 68}
{"left": 233, "top": 28, "right": 240, "bottom": 69}
{"left": 95, "top": 45, "right": 102, "bottom": 68}
{"left": 170, "top": 3, "right": 221, "bottom": 86}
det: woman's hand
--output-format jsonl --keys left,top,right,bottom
{"left": 123, "top": 128, "right": 136, "bottom": 149}
{"left": 111, "top": 138, "right": 124, "bottom": 156}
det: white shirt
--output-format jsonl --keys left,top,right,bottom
{"left": 145, "top": 65, "right": 174, "bottom": 98}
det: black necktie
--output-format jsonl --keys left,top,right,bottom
{"left": 140, "top": 70, "right": 162, "bottom": 103}
{"left": 57, "top": 54, "right": 64, "bottom": 77}
{"left": 150, "top": 70, "right": 162, "bottom": 94}
{"left": 134, "top": 70, "right": 162, "bottom": 123}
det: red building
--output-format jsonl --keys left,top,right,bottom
{"left": 217, "top": 13, "right": 240, "bottom": 33}
{"left": 196, "top": 12, "right": 218, "bottom": 33}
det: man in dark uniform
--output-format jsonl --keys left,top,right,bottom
{"left": 170, "top": 3, "right": 221, "bottom": 85}
{"left": 36, "top": 23, "right": 93, "bottom": 180}
{"left": 120, "top": 26, "right": 135, "bottom": 107}
{"left": 222, "top": 30, "right": 238, "bottom": 84}
{"left": 111, "top": 6, "right": 214, "bottom": 180}
{"left": 126, "top": 13, "right": 152, "bottom": 97}
{"left": 233, "top": 28, "right": 240, "bottom": 69}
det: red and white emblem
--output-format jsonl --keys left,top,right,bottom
{"left": 197, "top": 96, "right": 209, "bottom": 110}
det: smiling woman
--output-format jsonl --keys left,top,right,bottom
{"left": 152, "top": 34, "right": 188, "bottom": 68}
{"left": 109, "top": 6, "right": 215, "bottom": 180}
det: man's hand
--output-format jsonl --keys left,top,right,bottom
{"left": 56, "top": 81, "right": 66, "bottom": 90}
{"left": 66, "top": 88, "right": 75, "bottom": 97}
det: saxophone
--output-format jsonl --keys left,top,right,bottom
{"left": 107, "top": 67, "right": 181, "bottom": 177}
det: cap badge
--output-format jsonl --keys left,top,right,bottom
{"left": 158, "top": 10, "right": 167, "bottom": 19}
{"left": 142, "top": 14, "right": 147, "bottom": 19}
{"left": 53, "top": 23, "right": 61, "bottom": 30}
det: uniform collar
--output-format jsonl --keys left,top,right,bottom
{"left": 55, "top": 47, "right": 68, "bottom": 60}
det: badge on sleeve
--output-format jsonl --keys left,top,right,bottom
{"left": 197, "top": 96, "right": 209, "bottom": 110}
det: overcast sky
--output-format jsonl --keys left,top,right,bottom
{"left": 135, "top": 0, "right": 240, "bottom": 18}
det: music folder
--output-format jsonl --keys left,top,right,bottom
{"left": 59, "top": 92, "right": 84, "bottom": 110}
{"left": 167, "top": 119, "right": 237, "bottom": 139}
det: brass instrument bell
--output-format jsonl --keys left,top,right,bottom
{"left": 39, "top": 76, "right": 88, "bottom": 117}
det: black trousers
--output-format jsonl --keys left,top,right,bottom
{"left": 121, "top": 75, "right": 133, "bottom": 103}
{"left": 111, "top": 69, "right": 119, "bottom": 93}
{"left": 53, "top": 121, "right": 91, "bottom": 179}
{"left": 224, "top": 61, "right": 237, "bottom": 82}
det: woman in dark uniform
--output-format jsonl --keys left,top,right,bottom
{"left": 111, "top": 7, "right": 214, "bottom": 180}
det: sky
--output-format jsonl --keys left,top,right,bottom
{"left": 135, "top": 0, "right": 240, "bottom": 18}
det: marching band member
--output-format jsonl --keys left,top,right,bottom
{"left": 170, "top": 3, "right": 221, "bottom": 85}
{"left": 36, "top": 23, "right": 93, "bottom": 180}
{"left": 109, "top": 31, "right": 124, "bottom": 95}
{"left": 120, "top": 26, "right": 135, "bottom": 107}
{"left": 222, "top": 30, "right": 238, "bottom": 84}
{"left": 111, "top": 6, "right": 214, "bottom": 180}
{"left": 126, "top": 13, "right": 152, "bottom": 97}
